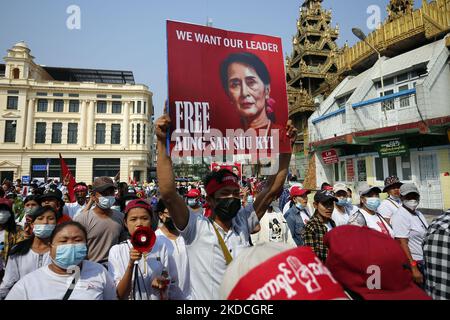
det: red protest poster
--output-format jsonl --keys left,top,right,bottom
{"left": 210, "top": 162, "right": 242, "bottom": 179}
{"left": 167, "top": 20, "right": 291, "bottom": 158}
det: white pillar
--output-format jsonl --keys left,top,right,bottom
{"left": 122, "top": 101, "right": 130, "bottom": 149}
{"left": 25, "top": 99, "right": 35, "bottom": 149}
{"left": 87, "top": 100, "right": 95, "bottom": 147}
{"left": 79, "top": 100, "right": 87, "bottom": 147}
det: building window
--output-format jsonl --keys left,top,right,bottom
{"left": 36, "top": 92, "right": 47, "bottom": 97}
{"left": 136, "top": 123, "right": 141, "bottom": 144}
{"left": 381, "top": 90, "right": 395, "bottom": 111}
{"left": 111, "top": 124, "right": 121, "bottom": 144}
{"left": 13, "top": 68, "right": 20, "bottom": 79}
{"left": 375, "top": 157, "right": 384, "bottom": 181}
{"left": 53, "top": 93, "right": 64, "bottom": 97}
{"left": 37, "top": 99, "right": 48, "bottom": 112}
{"left": 4, "top": 120, "right": 16, "bottom": 142}
{"left": 35, "top": 122, "right": 46, "bottom": 143}
{"left": 53, "top": 100, "right": 64, "bottom": 112}
{"left": 137, "top": 101, "right": 141, "bottom": 114}
{"left": 68, "top": 93, "right": 79, "bottom": 98}
{"left": 96, "top": 123, "right": 106, "bottom": 144}
{"left": 397, "top": 73, "right": 408, "bottom": 82}
{"left": 398, "top": 85, "right": 410, "bottom": 108}
{"left": 387, "top": 157, "right": 397, "bottom": 177}
{"left": 144, "top": 102, "right": 147, "bottom": 115}
{"left": 67, "top": 123, "right": 78, "bottom": 144}
{"left": 51, "top": 122, "right": 62, "bottom": 143}
{"left": 143, "top": 124, "right": 146, "bottom": 144}
{"left": 131, "top": 124, "right": 135, "bottom": 144}
{"left": 92, "top": 158, "right": 120, "bottom": 180}
{"left": 112, "top": 101, "right": 122, "bottom": 114}
{"left": 97, "top": 101, "right": 107, "bottom": 113}
{"left": 357, "top": 159, "right": 367, "bottom": 182}
{"left": 401, "top": 154, "right": 412, "bottom": 180}
{"left": 132, "top": 102, "right": 135, "bottom": 114}
{"left": 7, "top": 96, "right": 18, "bottom": 110}
{"left": 69, "top": 100, "right": 79, "bottom": 113}
{"left": 334, "top": 160, "right": 346, "bottom": 182}
{"left": 112, "top": 95, "right": 122, "bottom": 99}
{"left": 31, "top": 158, "right": 76, "bottom": 180}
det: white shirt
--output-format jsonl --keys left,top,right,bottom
{"left": 391, "top": 206, "right": 429, "bottom": 261}
{"left": 359, "top": 208, "right": 394, "bottom": 238}
{"left": 179, "top": 204, "right": 259, "bottom": 300}
{"left": 0, "top": 249, "right": 51, "bottom": 299}
{"left": 63, "top": 202, "right": 86, "bottom": 219}
{"left": 108, "top": 238, "right": 169, "bottom": 300}
{"left": 155, "top": 229, "right": 192, "bottom": 300}
{"left": 251, "top": 207, "right": 296, "bottom": 247}
{"left": 378, "top": 197, "right": 402, "bottom": 220}
{"left": 5, "top": 260, "right": 117, "bottom": 300}
{"left": 332, "top": 205, "right": 358, "bottom": 227}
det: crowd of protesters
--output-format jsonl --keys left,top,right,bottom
{"left": 0, "top": 116, "right": 448, "bottom": 300}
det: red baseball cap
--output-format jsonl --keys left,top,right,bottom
{"left": 324, "top": 225, "right": 431, "bottom": 300}
{"left": 186, "top": 189, "right": 201, "bottom": 198}
{"left": 220, "top": 244, "right": 347, "bottom": 300}
{"left": 124, "top": 199, "right": 152, "bottom": 215}
{"left": 290, "top": 186, "right": 310, "bottom": 198}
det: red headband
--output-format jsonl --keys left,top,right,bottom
{"left": 74, "top": 185, "right": 88, "bottom": 192}
{"left": 206, "top": 174, "right": 240, "bottom": 196}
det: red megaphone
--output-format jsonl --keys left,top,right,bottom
{"left": 130, "top": 226, "right": 156, "bottom": 254}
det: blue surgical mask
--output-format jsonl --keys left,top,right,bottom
{"left": 336, "top": 198, "right": 348, "bottom": 207}
{"left": 295, "top": 202, "right": 304, "bottom": 210}
{"left": 365, "top": 197, "right": 381, "bottom": 211}
{"left": 33, "top": 224, "right": 56, "bottom": 239}
{"left": 52, "top": 243, "right": 87, "bottom": 269}
{"left": 97, "top": 196, "right": 115, "bottom": 209}
{"left": 0, "top": 211, "right": 11, "bottom": 224}
{"left": 187, "top": 199, "right": 198, "bottom": 208}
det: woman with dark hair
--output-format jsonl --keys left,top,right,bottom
{"left": 17, "top": 195, "right": 40, "bottom": 234}
{"left": 0, "top": 206, "right": 56, "bottom": 299}
{"left": 0, "top": 199, "right": 26, "bottom": 282}
{"left": 220, "top": 52, "right": 285, "bottom": 134}
{"left": 5, "top": 221, "right": 116, "bottom": 300}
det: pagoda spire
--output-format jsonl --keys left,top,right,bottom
{"left": 388, "top": 0, "right": 414, "bottom": 21}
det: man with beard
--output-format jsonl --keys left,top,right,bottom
{"left": 155, "top": 113, "right": 296, "bottom": 300}
{"left": 63, "top": 182, "right": 89, "bottom": 219}
{"left": 154, "top": 199, "right": 191, "bottom": 300}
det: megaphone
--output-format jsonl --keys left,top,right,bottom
{"left": 130, "top": 226, "right": 156, "bottom": 254}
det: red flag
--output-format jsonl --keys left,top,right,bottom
{"left": 59, "top": 153, "right": 76, "bottom": 203}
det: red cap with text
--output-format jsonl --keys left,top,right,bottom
{"left": 186, "top": 188, "right": 201, "bottom": 198}
{"left": 225, "top": 246, "right": 347, "bottom": 300}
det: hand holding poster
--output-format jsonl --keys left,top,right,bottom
{"left": 167, "top": 21, "right": 291, "bottom": 161}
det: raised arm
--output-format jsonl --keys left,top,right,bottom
{"left": 155, "top": 114, "right": 190, "bottom": 230}
{"left": 253, "top": 120, "right": 297, "bottom": 220}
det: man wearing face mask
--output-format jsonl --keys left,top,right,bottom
{"left": 378, "top": 176, "right": 403, "bottom": 225}
{"left": 284, "top": 186, "right": 312, "bottom": 246}
{"left": 63, "top": 182, "right": 89, "bottom": 219}
{"left": 331, "top": 183, "right": 358, "bottom": 227}
{"left": 391, "top": 183, "right": 428, "bottom": 288}
{"left": 348, "top": 184, "right": 394, "bottom": 238}
{"left": 185, "top": 189, "right": 204, "bottom": 216}
{"left": 154, "top": 199, "right": 191, "bottom": 300}
{"left": 74, "top": 177, "right": 127, "bottom": 267}
{"left": 155, "top": 113, "right": 296, "bottom": 300}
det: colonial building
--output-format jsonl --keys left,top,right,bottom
{"left": 0, "top": 41, "right": 154, "bottom": 184}
{"left": 286, "top": 0, "right": 342, "bottom": 186}
{"left": 309, "top": 34, "right": 450, "bottom": 211}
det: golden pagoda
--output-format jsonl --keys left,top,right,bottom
{"left": 286, "top": 0, "right": 341, "bottom": 183}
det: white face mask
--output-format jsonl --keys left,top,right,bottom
{"left": 403, "top": 199, "right": 419, "bottom": 211}
{"left": 97, "top": 196, "right": 116, "bottom": 210}
{"left": 0, "top": 210, "right": 11, "bottom": 224}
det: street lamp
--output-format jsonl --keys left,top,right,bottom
{"left": 352, "top": 27, "right": 387, "bottom": 120}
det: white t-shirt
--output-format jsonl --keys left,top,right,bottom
{"left": 332, "top": 205, "right": 358, "bottom": 227}
{"left": 64, "top": 202, "right": 86, "bottom": 219}
{"left": 5, "top": 260, "right": 117, "bottom": 300}
{"left": 378, "top": 197, "right": 402, "bottom": 220}
{"left": 108, "top": 239, "right": 169, "bottom": 300}
{"left": 251, "top": 208, "right": 296, "bottom": 247}
{"left": 179, "top": 204, "right": 259, "bottom": 300}
{"left": 359, "top": 208, "right": 394, "bottom": 238}
{"left": 391, "top": 206, "right": 429, "bottom": 261}
{"left": 0, "top": 249, "right": 52, "bottom": 299}
{"left": 155, "top": 229, "right": 192, "bottom": 300}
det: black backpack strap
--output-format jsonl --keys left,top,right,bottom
{"left": 62, "top": 276, "right": 77, "bottom": 300}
